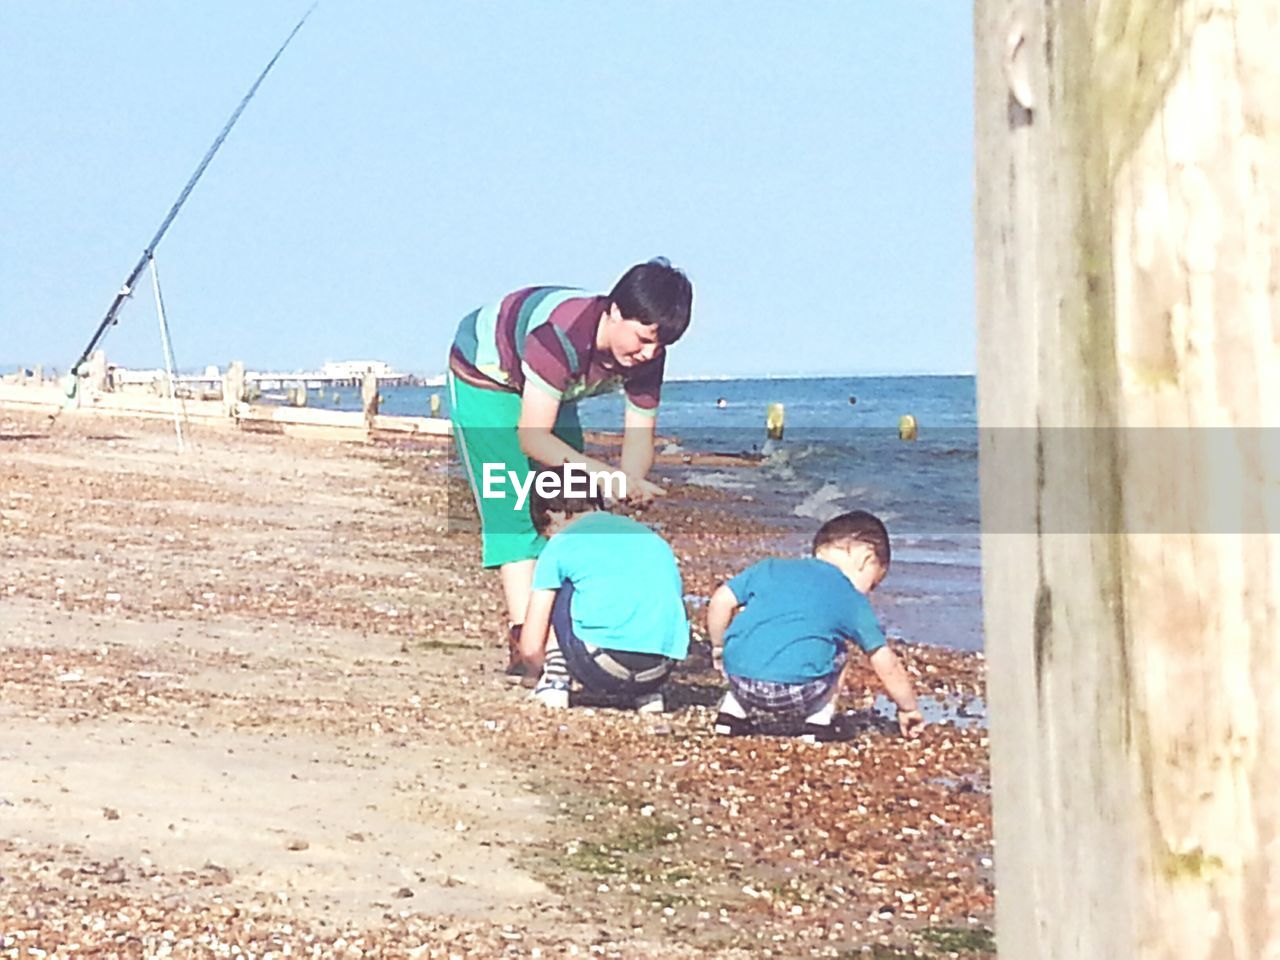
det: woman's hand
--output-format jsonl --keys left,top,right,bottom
{"left": 622, "top": 474, "right": 666, "bottom": 505}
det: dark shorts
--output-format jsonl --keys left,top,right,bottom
{"left": 551, "top": 582, "right": 673, "bottom": 695}
{"left": 727, "top": 649, "right": 848, "bottom": 717}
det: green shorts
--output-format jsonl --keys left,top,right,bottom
{"left": 448, "top": 372, "right": 584, "bottom": 568}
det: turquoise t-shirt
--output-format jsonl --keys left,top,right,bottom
{"left": 721, "top": 557, "right": 886, "bottom": 683}
{"left": 531, "top": 512, "right": 690, "bottom": 659}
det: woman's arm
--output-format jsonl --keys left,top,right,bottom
{"left": 620, "top": 406, "right": 656, "bottom": 478}
{"left": 517, "top": 385, "right": 615, "bottom": 475}
{"left": 619, "top": 406, "right": 664, "bottom": 503}
{"left": 518, "top": 384, "right": 663, "bottom": 503}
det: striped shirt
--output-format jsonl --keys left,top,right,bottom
{"left": 448, "top": 286, "right": 663, "bottom": 416}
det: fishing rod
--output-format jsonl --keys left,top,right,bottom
{"left": 67, "top": 4, "right": 317, "bottom": 387}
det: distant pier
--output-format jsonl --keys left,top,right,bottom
{"left": 108, "top": 360, "right": 438, "bottom": 392}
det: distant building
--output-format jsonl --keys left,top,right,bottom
{"left": 320, "top": 360, "right": 400, "bottom": 379}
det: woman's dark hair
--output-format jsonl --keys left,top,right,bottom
{"left": 608, "top": 257, "right": 693, "bottom": 346}
{"left": 529, "top": 466, "right": 605, "bottom": 534}
{"left": 812, "top": 510, "right": 891, "bottom": 566}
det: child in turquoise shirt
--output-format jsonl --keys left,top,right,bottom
{"left": 706, "top": 511, "right": 924, "bottom": 741}
{"left": 514, "top": 468, "right": 689, "bottom": 712}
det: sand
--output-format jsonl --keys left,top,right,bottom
{"left": 1, "top": 408, "right": 993, "bottom": 958}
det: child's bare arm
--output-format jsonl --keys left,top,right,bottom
{"left": 518, "top": 385, "right": 638, "bottom": 488}
{"left": 706, "top": 584, "right": 740, "bottom": 659}
{"left": 868, "top": 646, "right": 925, "bottom": 738}
{"left": 518, "top": 589, "right": 557, "bottom": 674}
{"left": 619, "top": 407, "right": 664, "bottom": 503}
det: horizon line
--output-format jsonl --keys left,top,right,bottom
{"left": 1, "top": 360, "right": 977, "bottom": 381}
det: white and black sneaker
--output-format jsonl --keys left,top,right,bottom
{"left": 532, "top": 676, "right": 570, "bottom": 709}
{"left": 634, "top": 691, "right": 665, "bottom": 714}
{"left": 713, "top": 712, "right": 752, "bottom": 736}
{"left": 799, "top": 721, "right": 841, "bottom": 744}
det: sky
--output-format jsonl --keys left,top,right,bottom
{"left": 0, "top": 3, "right": 974, "bottom": 379}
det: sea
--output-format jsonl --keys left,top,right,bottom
{"left": 302, "top": 375, "right": 983, "bottom": 653}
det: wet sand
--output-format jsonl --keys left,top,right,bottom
{"left": 1, "top": 409, "right": 992, "bottom": 958}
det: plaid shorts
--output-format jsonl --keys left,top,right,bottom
{"left": 728, "top": 649, "right": 848, "bottom": 717}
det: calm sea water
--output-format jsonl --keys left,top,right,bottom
{"left": 311, "top": 375, "right": 983, "bottom": 651}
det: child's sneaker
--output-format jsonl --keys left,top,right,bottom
{"left": 713, "top": 712, "right": 752, "bottom": 736}
{"left": 800, "top": 721, "right": 840, "bottom": 744}
{"left": 532, "top": 676, "right": 570, "bottom": 709}
{"left": 634, "top": 691, "right": 665, "bottom": 714}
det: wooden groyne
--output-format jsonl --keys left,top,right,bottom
{"left": 0, "top": 368, "right": 759, "bottom": 467}
{"left": 0, "top": 374, "right": 452, "bottom": 445}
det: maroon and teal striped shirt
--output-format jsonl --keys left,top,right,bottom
{"left": 448, "top": 286, "right": 663, "bottom": 416}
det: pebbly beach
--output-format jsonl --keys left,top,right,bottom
{"left": 1, "top": 404, "right": 992, "bottom": 958}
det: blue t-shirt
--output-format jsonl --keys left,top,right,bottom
{"left": 721, "top": 557, "right": 886, "bottom": 683}
{"left": 531, "top": 512, "right": 689, "bottom": 659}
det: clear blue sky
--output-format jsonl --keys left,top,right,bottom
{"left": 1, "top": 3, "right": 974, "bottom": 378}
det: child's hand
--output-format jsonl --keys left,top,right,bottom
{"left": 898, "top": 708, "right": 925, "bottom": 739}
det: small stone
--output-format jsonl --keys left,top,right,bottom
{"left": 102, "top": 807, "right": 120, "bottom": 821}
{"left": 394, "top": 886, "right": 414, "bottom": 898}
{"left": 284, "top": 838, "right": 309, "bottom": 852}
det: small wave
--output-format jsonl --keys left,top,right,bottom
{"left": 684, "top": 471, "right": 753, "bottom": 492}
{"left": 924, "top": 445, "right": 978, "bottom": 460}
{"left": 783, "top": 443, "right": 823, "bottom": 464}
{"left": 884, "top": 593, "right": 949, "bottom": 605}
{"left": 762, "top": 461, "right": 798, "bottom": 482}
{"left": 812, "top": 482, "right": 845, "bottom": 503}
{"left": 793, "top": 482, "right": 847, "bottom": 521}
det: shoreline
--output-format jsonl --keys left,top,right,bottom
{"left": 1, "top": 408, "right": 992, "bottom": 957}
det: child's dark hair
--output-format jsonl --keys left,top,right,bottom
{"left": 529, "top": 466, "right": 605, "bottom": 534}
{"left": 608, "top": 257, "right": 692, "bottom": 346}
{"left": 812, "top": 510, "right": 891, "bottom": 566}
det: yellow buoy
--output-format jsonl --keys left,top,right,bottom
{"left": 898, "top": 414, "right": 918, "bottom": 441}
{"left": 430, "top": 393, "right": 441, "bottom": 417}
{"left": 766, "top": 402, "right": 785, "bottom": 441}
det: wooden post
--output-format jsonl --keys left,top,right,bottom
{"left": 361, "top": 371, "right": 380, "bottom": 421}
{"left": 975, "top": 2, "right": 1278, "bottom": 958}
{"left": 82, "top": 350, "right": 109, "bottom": 395}
{"left": 222, "top": 361, "right": 245, "bottom": 418}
